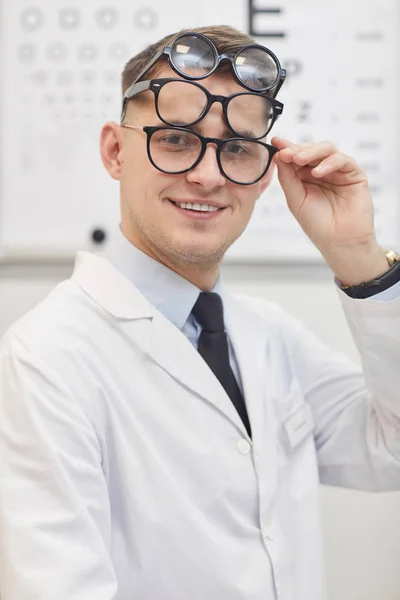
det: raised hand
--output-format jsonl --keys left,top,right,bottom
{"left": 272, "top": 137, "right": 389, "bottom": 287}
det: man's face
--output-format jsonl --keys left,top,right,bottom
{"left": 104, "top": 65, "right": 274, "bottom": 271}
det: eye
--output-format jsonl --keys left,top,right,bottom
{"left": 223, "top": 140, "right": 250, "bottom": 156}
{"left": 156, "top": 130, "right": 198, "bottom": 150}
{"left": 161, "top": 133, "right": 186, "bottom": 145}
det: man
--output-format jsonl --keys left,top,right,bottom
{"left": 0, "top": 24, "right": 399, "bottom": 600}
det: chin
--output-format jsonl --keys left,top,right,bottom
{"left": 170, "top": 240, "right": 229, "bottom": 266}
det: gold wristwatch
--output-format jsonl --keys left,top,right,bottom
{"left": 341, "top": 249, "right": 400, "bottom": 297}
{"left": 385, "top": 249, "right": 400, "bottom": 267}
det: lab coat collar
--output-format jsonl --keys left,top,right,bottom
{"left": 72, "top": 251, "right": 155, "bottom": 319}
{"left": 101, "top": 226, "right": 202, "bottom": 330}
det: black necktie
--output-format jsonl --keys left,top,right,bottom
{"left": 192, "top": 292, "right": 252, "bottom": 438}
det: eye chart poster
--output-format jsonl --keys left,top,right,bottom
{"left": 0, "top": 0, "right": 398, "bottom": 261}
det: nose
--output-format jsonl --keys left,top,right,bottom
{"left": 185, "top": 144, "right": 226, "bottom": 191}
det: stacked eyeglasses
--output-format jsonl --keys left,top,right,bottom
{"left": 121, "top": 32, "right": 286, "bottom": 185}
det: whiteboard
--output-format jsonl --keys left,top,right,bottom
{"left": 0, "top": 0, "right": 398, "bottom": 262}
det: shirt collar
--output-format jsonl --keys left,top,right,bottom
{"left": 101, "top": 226, "right": 224, "bottom": 330}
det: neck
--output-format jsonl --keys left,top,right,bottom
{"left": 166, "top": 261, "right": 220, "bottom": 292}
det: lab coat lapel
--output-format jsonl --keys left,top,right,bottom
{"left": 145, "top": 312, "right": 250, "bottom": 436}
{"left": 72, "top": 252, "right": 248, "bottom": 435}
{"left": 224, "top": 293, "right": 278, "bottom": 503}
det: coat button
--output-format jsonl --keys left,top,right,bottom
{"left": 261, "top": 517, "right": 273, "bottom": 539}
{"left": 237, "top": 439, "right": 251, "bottom": 454}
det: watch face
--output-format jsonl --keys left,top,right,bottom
{"left": 385, "top": 250, "right": 400, "bottom": 266}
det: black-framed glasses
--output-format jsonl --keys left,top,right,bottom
{"left": 120, "top": 124, "right": 277, "bottom": 185}
{"left": 131, "top": 31, "right": 286, "bottom": 96}
{"left": 121, "top": 78, "right": 284, "bottom": 140}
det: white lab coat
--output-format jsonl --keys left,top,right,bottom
{"left": 1, "top": 251, "right": 400, "bottom": 600}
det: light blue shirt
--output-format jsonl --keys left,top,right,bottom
{"left": 102, "top": 226, "right": 244, "bottom": 391}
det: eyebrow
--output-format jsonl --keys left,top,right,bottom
{"left": 185, "top": 123, "right": 258, "bottom": 140}
{"left": 231, "top": 128, "right": 258, "bottom": 139}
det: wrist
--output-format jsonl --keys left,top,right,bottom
{"left": 337, "top": 250, "right": 400, "bottom": 299}
{"left": 327, "top": 244, "right": 390, "bottom": 287}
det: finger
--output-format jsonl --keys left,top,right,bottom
{"left": 272, "top": 138, "right": 321, "bottom": 164}
{"left": 310, "top": 153, "right": 360, "bottom": 178}
{"left": 270, "top": 136, "right": 295, "bottom": 150}
{"left": 275, "top": 147, "right": 297, "bottom": 164}
{"left": 291, "top": 141, "right": 338, "bottom": 167}
{"left": 271, "top": 137, "right": 312, "bottom": 153}
{"left": 275, "top": 148, "right": 319, "bottom": 170}
{"left": 275, "top": 155, "right": 306, "bottom": 205}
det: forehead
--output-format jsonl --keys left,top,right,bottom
{"left": 155, "top": 64, "right": 246, "bottom": 97}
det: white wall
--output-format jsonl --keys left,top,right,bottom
{"left": 1, "top": 264, "right": 400, "bottom": 599}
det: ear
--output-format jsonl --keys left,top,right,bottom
{"left": 259, "top": 159, "right": 276, "bottom": 195}
{"left": 100, "top": 122, "right": 124, "bottom": 181}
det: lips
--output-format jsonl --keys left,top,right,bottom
{"left": 168, "top": 199, "right": 225, "bottom": 220}
{"left": 170, "top": 201, "right": 219, "bottom": 212}
{"left": 168, "top": 199, "right": 227, "bottom": 210}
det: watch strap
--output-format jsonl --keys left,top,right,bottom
{"left": 341, "top": 258, "right": 400, "bottom": 299}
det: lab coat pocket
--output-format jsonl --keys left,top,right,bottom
{"left": 276, "top": 381, "right": 318, "bottom": 501}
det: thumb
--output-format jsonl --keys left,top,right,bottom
{"left": 275, "top": 156, "right": 305, "bottom": 212}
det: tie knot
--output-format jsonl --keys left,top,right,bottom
{"left": 192, "top": 292, "right": 225, "bottom": 333}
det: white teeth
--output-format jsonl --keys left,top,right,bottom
{"left": 176, "top": 202, "right": 219, "bottom": 212}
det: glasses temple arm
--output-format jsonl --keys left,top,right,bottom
{"left": 272, "top": 69, "right": 286, "bottom": 97}
{"left": 120, "top": 80, "right": 152, "bottom": 122}
{"left": 130, "top": 47, "right": 165, "bottom": 87}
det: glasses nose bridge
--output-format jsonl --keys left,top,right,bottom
{"left": 197, "top": 137, "right": 222, "bottom": 167}
{"left": 207, "top": 93, "right": 227, "bottom": 116}
{"left": 218, "top": 53, "right": 233, "bottom": 67}
{"left": 190, "top": 137, "right": 225, "bottom": 183}
{"left": 204, "top": 136, "right": 221, "bottom": 149}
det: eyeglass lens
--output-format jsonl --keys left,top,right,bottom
{"left": 170, "top": 34, "right": 215, "bottom": 77}
{"left": 170, "top": 34, "right": 279, "bottom": 91}
{"left": 149, "top": 128, "right": 271, "bottom": 184}
{"left": 235, "top": 47, "right": 278, "bottom": 90}
{"left": 157, "top": 80, "right": 274, "bottom": 139}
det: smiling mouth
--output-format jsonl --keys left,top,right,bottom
{"left": 169, "top": 200, "right": 224, "bottom": 213}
